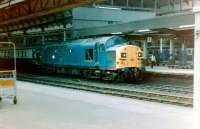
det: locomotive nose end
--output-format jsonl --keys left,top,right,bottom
{"left": 116, "top": 45, "right": 143, "bottom": 69}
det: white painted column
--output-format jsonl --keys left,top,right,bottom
{"left": 154, "top": 0, "right": 158, "bottom": 12}
{"left": 141, "top": 0, "right": 144, "bottom": 8}
{"left": 143, "top": 41, "right": 148, "bottom": 59}
{"left": 169, "top": 39, "right": 174, "bottom": 60}
{"left": 126, "top": 0, "right": 129, "bottom": 7}
{"left": 194, "top": 11, "right": 200, "bottom": 129}
{"left": 181, "top": 41, "right": 185, "bottom": 51}
{"left": 160, "top": 38, "right": 163, "bottom": 53}
{"left": 111, "top": 0, "right": 114, "bottom": 5}
{"left": 159, "top": 38, "right": 164, "bottom": 64}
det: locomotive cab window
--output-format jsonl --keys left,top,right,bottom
{"left": 85, "top": 49, "right": 93, "bottom": 60}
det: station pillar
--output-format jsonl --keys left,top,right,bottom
{"left": 23, "top": 30, "right": 27, "bottom": 47}
{"left": 143, "top": 41, "right": 148, "bottom": 59}
{"left": 181, "top": 41, "right": 187, "bottom": 65}
{"left": 181, "top": 42, "right": 185, "bottom": 51}
{"left": 169, "top": 39, "right": 174, "bottom": 60}
{"left": 193, "top": 7, "right": 200, "bottom": 129}
{"left": 42, "top": 35, "right": 45, "bottom": 45}
{"left": 23, "top": 37, "right": 26, "bottom": 47}
{"left": 160, "top": 38, "right": 164, "bottom": 64}
{"left": 41, "top": 27, "right": 45, "bottom": 45}
{"left": 169, "top": 39, "right": 175, "bottom": 65}
{"left": 63, "top": 24, "right": 67, "bottom": 42}
{"left": 63, "top": 30, "right": 66, "bottom": 42}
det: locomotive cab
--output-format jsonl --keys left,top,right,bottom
{"left": 116, "top": 45, "right": 143, "bottom": 69}
{"left": 101, "top": 37, "right": 144, "bottom": 81}
{"left": 114, "top": 45, "right": 144, "bottom": 81}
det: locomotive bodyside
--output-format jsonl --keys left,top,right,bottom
{"left": 40, "top": 36, "right": 126, "bottom": 70}
{"left": 3, "top": 36, "right": 144, "bottom": 81}
{"left": 37, "top": 36, "right": 144, "bottom": 81}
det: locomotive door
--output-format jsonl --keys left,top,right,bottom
{"left": 35, "top": 50, "right": 40, "bottom": 65}
{"left": 95, "top": 42, "right": 100, "bottom": 65}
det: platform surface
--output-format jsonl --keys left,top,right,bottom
{"left": 0, "top": 81, "right": 193, "bottom": 129}
{"left": 146, "top": 66, "right": 194, "bottom": 75}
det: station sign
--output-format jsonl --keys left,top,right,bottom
{"left": 147, "top": 37, "right": 152, "bottom": 43}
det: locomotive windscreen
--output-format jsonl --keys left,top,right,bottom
{"left": 0, "top": 44, "right": 15, "bottom": 71}
{"left": 106, "top": 37, "right": 126, "bottom": 48}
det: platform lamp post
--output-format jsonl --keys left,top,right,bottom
{"left": 193, "top": 2, "right": 200, "bottom": 129}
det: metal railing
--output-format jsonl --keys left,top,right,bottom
{"left": 0, "top": 42, "right": 17, "bottom": 104}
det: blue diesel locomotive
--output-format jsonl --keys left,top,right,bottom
{"left": 1, "top": 36, "right": 144, "bottom": 81}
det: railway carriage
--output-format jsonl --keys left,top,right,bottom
{"left": 0, "top": 46, "right": 38, "bottom": 71}
{"left": 16, "top": 48, "right": 38, "bottom": 71}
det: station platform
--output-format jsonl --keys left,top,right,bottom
{"left": 0, "top": 81, "right": 193, "bottom": 129}
{"left": 145, "top": 66, "right": 194, "bottom": 76}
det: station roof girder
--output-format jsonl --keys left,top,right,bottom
{"left": 0, "top": 0, "right": 105, "bottom": 33}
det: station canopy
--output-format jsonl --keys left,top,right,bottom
{"left": 0, "top": 0, "right": 105, "bottom": 33}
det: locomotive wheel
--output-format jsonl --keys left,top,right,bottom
{"left": 82, "top": 70, "right": 93, "bottom": 79}
{"left": 118, "top": 72, "right": 128, "bottom": 82}
{"left": 133, "top": 69, "right": 143, "bottom": 82}
{"left": 133, "top": 69, "right": 140, "bottom": 80}
{"left": 82, "top": 70, "right": 88, "bottom": 78}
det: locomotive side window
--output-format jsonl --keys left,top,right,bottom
{"left": 85, "top": 49, "right": 93, "bottom": 60}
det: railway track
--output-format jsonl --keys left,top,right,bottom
{"left": 17, "top": 73, "right": 193, "bottom": 107}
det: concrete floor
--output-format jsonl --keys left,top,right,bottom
{"left": 0, "top": 81, "right": 194, "bottom": 129}
{"left": 146, "top": 66, "right": 193, "bottom": 75}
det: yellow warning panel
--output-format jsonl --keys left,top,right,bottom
{"left": 116, "top": 45, "right": 143, "bottom": 69}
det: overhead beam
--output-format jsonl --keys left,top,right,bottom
{"left": 1, "top": 11, "right": 72, "bottom": 32}
{"left": 0, "top": 0, "right": 105, "bottom": 31}
{"left": 72, "top": 12, "right": 194, "bottom": 38}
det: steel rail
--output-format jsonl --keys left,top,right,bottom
{"left": 17, "top": 73, "right": 193, "bottom": 107}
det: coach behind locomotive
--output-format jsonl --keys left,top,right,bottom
{"left": 33, "top": 36, "right": 144, "bottom": 82}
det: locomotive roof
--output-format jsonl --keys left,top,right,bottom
{"left": 69, "top": 36, "right": 113, "bottom": 44}
{"left": 67, "top": 36, "right": 123, "bottom": 44}
{"left": 45, "top": 36, "right": 126, "bottom": 47}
